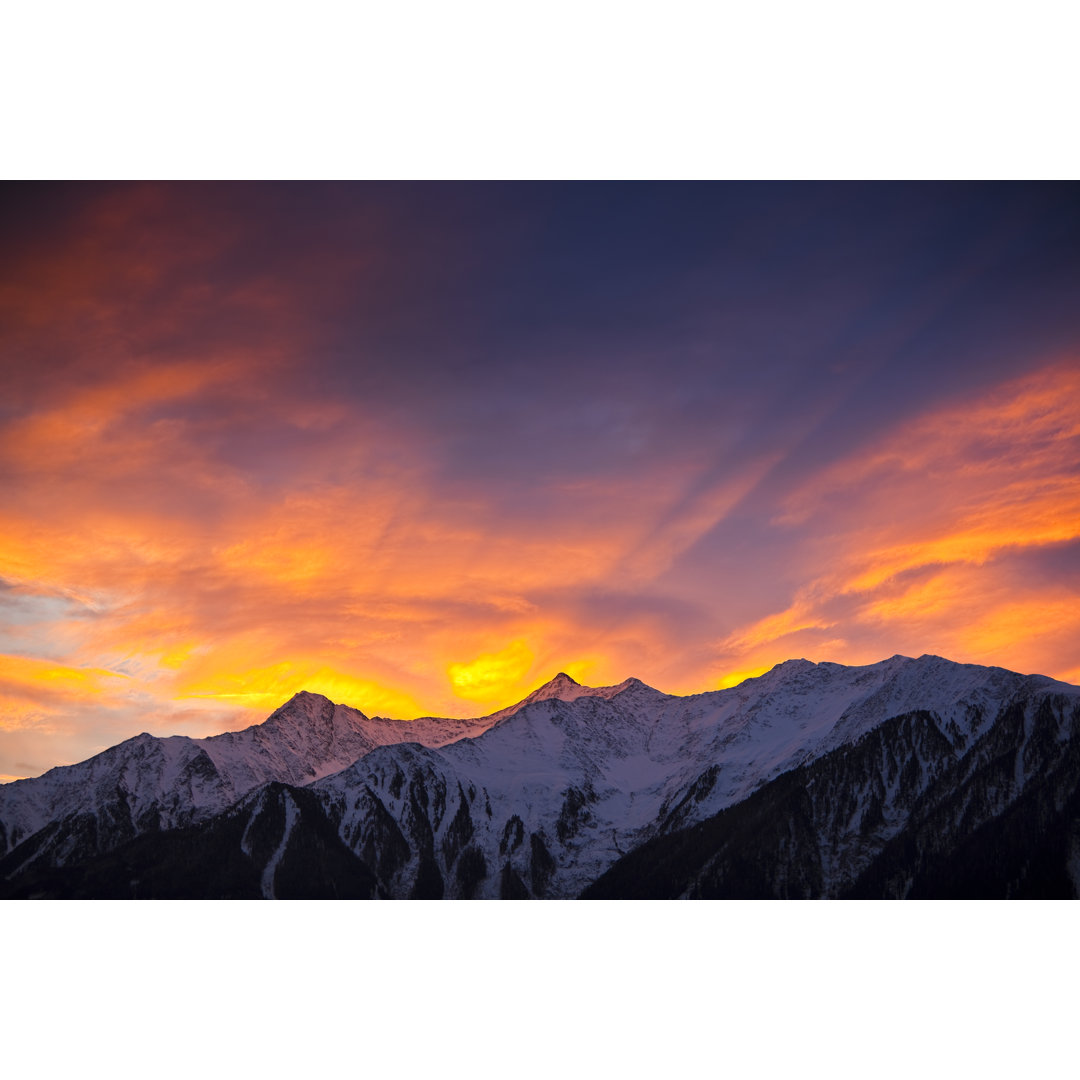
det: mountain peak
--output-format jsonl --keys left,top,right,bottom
{"left": 265, "top": 691, "right": 342, "bottom": 728}
{"left": 517, "top": 672, "right": 585, "bottom": 706}
{"left": 502, "top": 672, "right": 665, "bottom": 715}
{"left": 603, "top": 676, "right": 665, "bottom": 701}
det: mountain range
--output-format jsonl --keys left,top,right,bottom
{"left": 2, "top": 653, "right": 1079, "bottom": 899}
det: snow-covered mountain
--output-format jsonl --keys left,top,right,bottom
{"left": 2, "top": 654, "right": 1079, "bottom": 898}
{"left": 0, "top": 690, "right": 500, "bottom": 866}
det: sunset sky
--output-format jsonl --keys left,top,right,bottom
{"left": 2, "top": 181, "right": 1079, "bottom": 780}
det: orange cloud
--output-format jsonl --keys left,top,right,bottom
{"left": 716, "top": 360, "right": 1080, "bottom": 682}
{"left": 0, "top": 359, "right": 742, "bottom": 738}
{"left": 719, "top": 596, "right": 835, "bottom": 654}
{"left": 0, "top": 654, "right": 130, "bottom": 733}
{"left": 781, "top": 362, "right": 1080, "bottom": 526}
{"left": 957, "top": 594, "right": 1080, "bottom": 673}
{"left": 0, "top": 654, "right": 128, "bottom": 699}
{"left": 0, "top": 357, "right": 250, "bottom": 471}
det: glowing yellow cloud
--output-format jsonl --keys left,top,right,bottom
{"left": 0, "top": 655, "right": 130, "bottom": 732}
{"left": 717, "top": 664, "right": 774, "bottom": 690}
{"left": 177, "top": 660, "right": 423, "bottom": 718}
{"left": 0, "top": 655, "right": 128, "bottom": 697}
{"left": 448, "top": 640, "right": 536, "bottom": 705}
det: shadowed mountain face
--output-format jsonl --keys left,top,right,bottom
{"left": 2, "top": 656, "right": 1079, "bottom": 899}
{"left": 583, "top": 694, "right": 1080, "bottom": 899}
{"left": 0, "top": 783, "right": 381, "bottom": 900}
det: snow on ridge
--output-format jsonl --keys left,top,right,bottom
{"left": 4, "top": 654, "right": 1079, "bottom": 874}
{"left": 476, "top": 672, "right": 669, "bottom": 724}
{"left": 310, "top": 652, "right": 1080, "bottom": 898}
